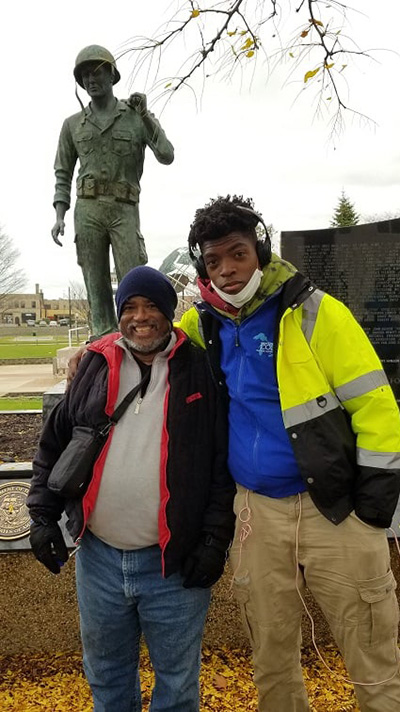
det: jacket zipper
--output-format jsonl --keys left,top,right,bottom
{"left": 234, "top": 320, "right": 240, "bottom": 347}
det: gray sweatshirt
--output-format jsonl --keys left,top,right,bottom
{"left": 87, "top": 334, "right": 176, "bottom": 549}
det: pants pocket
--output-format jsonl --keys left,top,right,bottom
{"left": 232, "top": 572, "right": 260, "bottom": 652}
{"left": 357, "top": 569, "right": 399, "bottom": 649}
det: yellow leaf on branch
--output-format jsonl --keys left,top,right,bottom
{"left": 246, "top": 50, "right": 255, "bottom": 58}
{"left": 240, "top": 38, "right": 253, "bottom": 50}
{"left": 191, "top": 9, "right": 200, "bottom": 18}
{"left": 304, "top": 67, "right": 320, "bottom": 83}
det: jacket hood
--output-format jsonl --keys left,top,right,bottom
{"left": 197, "top": 252, "right": 298, "bottom": 320}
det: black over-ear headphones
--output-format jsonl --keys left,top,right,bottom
{"left": 188, "top": 206, "right": 272, "bottom": 280}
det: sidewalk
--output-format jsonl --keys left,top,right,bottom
{"left": 0, "top": 364, "right": 66, "bottom": 396}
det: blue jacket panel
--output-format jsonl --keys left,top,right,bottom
{"left": 209, "top": 295, "right": 305, "bottom": 497}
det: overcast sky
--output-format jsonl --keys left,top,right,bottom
{"left": 1, "top": 0, "right": 400, "bottom": 298}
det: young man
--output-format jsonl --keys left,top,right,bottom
{"left": 28, "top": 266, "right": 234, "bottom": 712}
{"left": 51, "top": 45, "right": 174, "bottom": 336}
{"left": 179, "top": 195, "right": 400, "bottom": 712}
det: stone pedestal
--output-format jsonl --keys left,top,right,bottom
{"left": 53, "top": 346, "right": 81, "bottom": 376}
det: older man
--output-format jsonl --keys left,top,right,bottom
{"left": 28, "top": 266, "right": 234, "bottom": 712}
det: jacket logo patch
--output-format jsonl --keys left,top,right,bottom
{"left": 186, "top": 392, "right": 203, "bottom": 404}
{"left": 253, "top": 332, "right": 273, "bottom": 357}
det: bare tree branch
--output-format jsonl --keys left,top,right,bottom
{"left": 0, "top": 227, "right": 26, "bottom": 311}
{"left": 119, "top": 0, "right": 379, "bottom": 133}
{"left": 68, "top": 281, "right": 91, "bottom": 328}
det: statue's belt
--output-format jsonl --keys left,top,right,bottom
{"left": 77, "top": 178, "right": 138, "bottom": 205}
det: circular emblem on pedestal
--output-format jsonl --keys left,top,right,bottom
{"left": 0, "top": 481, "right": 31, "bottom": 540}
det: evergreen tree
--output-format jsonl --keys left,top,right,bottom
{"left": 330, "top": 191, "right": 360, "bottom": 227}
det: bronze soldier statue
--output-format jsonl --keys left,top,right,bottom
{"left": 51, "top": 45, "right": 174, "bottom": 335}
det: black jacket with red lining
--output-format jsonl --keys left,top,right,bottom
{"left": 27, "top": 330, "right": 235, "bottom": 577}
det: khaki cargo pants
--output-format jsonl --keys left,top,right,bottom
{"left": 230, "top": 486, "right": 400, "bottom": 712}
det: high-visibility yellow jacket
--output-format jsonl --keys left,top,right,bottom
{"left": 178, "top": 268, "right": 400, "bottom": 528}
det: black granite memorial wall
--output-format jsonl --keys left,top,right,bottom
{"left": 281, "top": 219, "right": 400, "bottom": 402}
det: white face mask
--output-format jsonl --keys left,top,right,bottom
{"left": 211, "top": 268, "right": 263, "bottom": 308}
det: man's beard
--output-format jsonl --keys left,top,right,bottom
{"left": 123, "top": 331, "right": 171, "bottom": 355}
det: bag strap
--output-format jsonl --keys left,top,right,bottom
{"left": 109, "top": 369, "right": 151, "bottom": 425}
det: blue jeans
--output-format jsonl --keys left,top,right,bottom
{"left": 75, "top": 531, "right": 211, "bottom": 712}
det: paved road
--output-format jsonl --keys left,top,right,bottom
{"left": 0, "top": 364, "right": 66, "bottom": 396}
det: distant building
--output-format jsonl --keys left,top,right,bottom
{"left": 0, "top": 284, "right": 43, "bottom": 325}
{"left": 0, "top": 250, "right": 197, "bottom": 326}
{"left": 0, "top": 284, "right": 89, "bottom": 326}
{"left": 42, "top": 297, "right": 86, "bottom": 323}
{"left": 0, "top": 249, "right": 198, "bottom": 326}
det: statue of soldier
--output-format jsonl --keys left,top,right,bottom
{"left": 51, "top": 45, "right": 175, "bottom": 336}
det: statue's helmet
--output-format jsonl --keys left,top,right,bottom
{"left": 73, "top": 45, "right": 121, "bottom": 88}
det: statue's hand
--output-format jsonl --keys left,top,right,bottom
{"left": 128, "top": 92, "right": 147, "bottom": 117}
{"left": 51, "top": 219, "right": 65, "bottom": 247}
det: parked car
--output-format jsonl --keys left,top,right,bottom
{"left": 58, "top": 318, "right": 69, "bottom": 326}
{"left": 38, "top": 320, "right": 47, "bottom": 327}
{"left": 26, "top": 319, "right": 35, "bottom": 327}
{"left": 49, "top": 320, "right": 58, "bottom": 327}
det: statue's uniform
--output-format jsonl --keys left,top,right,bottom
{"left": 54, "top": 100, "right": 174, "bottom": 335}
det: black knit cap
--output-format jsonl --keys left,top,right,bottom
{"left": 115, "top": 266, "right": 177, "bottom": 322}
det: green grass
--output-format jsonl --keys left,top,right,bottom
{"left": 0, "top": 340, "right": 70, "bottom": 359}
{"left": 0, "top": 396, "right": 42, "bottom": 410}
{"left": 0, "top": 335, "right": 68, "bottom": 343}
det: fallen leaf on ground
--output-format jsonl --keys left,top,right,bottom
{"left": 0, "top": 644, "right": 368, "bottom": 711}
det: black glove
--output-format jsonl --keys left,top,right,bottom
{"left": 182, "top": 534, "right": 228, "bottom": 589}
{"left": 29, "top": 518, "right": 69, "bottom": 574}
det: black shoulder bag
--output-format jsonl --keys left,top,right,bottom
{"left": 47, "top": 371, "right": 150, "bottom": 499}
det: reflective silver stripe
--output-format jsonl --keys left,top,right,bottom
{"left": 198, "top": 317, "right": 205, "bottom": 345}
{"left": 301, "top": 289, "right": 325, "bottom": 343}
{"left": 283, "top": 391, "right": 340, "bottom": 428}
{"left": 335, "top": 370, "right": 389, "bottom": 402}
{"left": 357, "top": 448, "right": 400, "bottom": 470}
